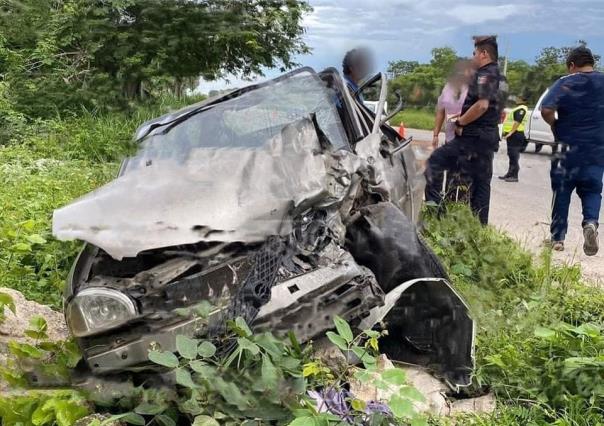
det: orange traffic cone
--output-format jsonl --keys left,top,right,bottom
{"left": 398, "top": 122, "right": 405, "bottom": 138}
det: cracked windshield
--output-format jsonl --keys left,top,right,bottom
{"left": 0, "top": 1, "right": 602, "bottom": 425}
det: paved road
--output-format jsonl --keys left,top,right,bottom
{"left": 406, "top": 128, "right": 604, "bottom": 286}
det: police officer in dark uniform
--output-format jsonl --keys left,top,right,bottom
{"left": 425, "top": 36, "right": 507, "bottom": 225}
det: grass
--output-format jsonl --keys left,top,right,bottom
{"left": 0, "top": 146, "right": 117, "bottom": 307}
{"left": 0, "top": 96, "right": 204, "bottom": 308}
{"left": 390, "top": 107, "right": 435, "bottom": 131}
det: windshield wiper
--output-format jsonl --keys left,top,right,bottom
{"left": 137, "top": 105, "right": 212, "bottom": 142}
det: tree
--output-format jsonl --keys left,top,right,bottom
{"left": 504, "top": 60, "right": 532, "bottom": 101}
{"left": 387, "top": 60, "right": 419, "bottom": 79}
{"left": 521, "top": 40, "right": 601, "bottom": 104}
{"left": 0, "top": 0, "right": 312, "bottom": 117}
{"left": 388, "top": 48, "right": 458, "bottom": 108}
{"left": 429, "top": 47, "right": 459, "bottom": 79}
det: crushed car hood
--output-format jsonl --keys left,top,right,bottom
{"left": 53, "top": 119, "right": 331, "bottom": 259}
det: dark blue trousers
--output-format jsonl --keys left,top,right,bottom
{"left": 425, "top": 139, "right": 494, "bottom": 225}
{"left": 550, "top": 163, "right": 604, "bottom": 241}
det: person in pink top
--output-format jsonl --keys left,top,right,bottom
{"left": 432, "top": 61, "right": 474, "bottom": 149}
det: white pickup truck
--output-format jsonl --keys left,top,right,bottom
{"left": 504, "top": 89, "right": 557, "bottom": 153}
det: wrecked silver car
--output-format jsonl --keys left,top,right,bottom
{"left": 53, "top": 67, "right": 475, "bottom": 390}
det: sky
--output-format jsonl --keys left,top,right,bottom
{"left": 197, "top": 0, "right": 604, "bottom": 93}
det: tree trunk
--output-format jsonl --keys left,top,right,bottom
{"left": 123, "top": 80, "right": 142, "bottom": 100}
{"left": 173, "top": 77, "right": 183, "bottom": 99}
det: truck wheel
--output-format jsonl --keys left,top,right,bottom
{"left": 535, "top": 144, "right": 543, "bottom": 153}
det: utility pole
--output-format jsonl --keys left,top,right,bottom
{"left": 503, "top": 40, "right": 510, "bottom": 76}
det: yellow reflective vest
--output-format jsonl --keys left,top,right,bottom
{"left": 503, "top": 105, "right": 528, "bottom": 133}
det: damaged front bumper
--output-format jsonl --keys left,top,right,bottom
{"left": 79, "top": 247, "right": 383, "bottom": 374}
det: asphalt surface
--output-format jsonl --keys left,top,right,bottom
{"left": 406, "top": 128, "right": 604, "bottom": 286}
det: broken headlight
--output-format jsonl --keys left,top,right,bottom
{"left": 66, "top": 288, "right": 137, "bottom": 337}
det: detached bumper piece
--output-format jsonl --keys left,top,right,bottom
{"left": 361, "top": 278, "right": 475, "bottom": 391}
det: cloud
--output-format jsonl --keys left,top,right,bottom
{"left": 302, "top": 0, "right": 604, "bottom": 65}
{"left": 446, "top": 4, "right": 526, "bottom": 24}
{"left": 196, "top": 0, "right": 604, "bottom": 92}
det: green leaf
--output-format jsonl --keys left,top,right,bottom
{"left": 8, "top": 341, "right": 44, "bottom": 359}
{"left": 334, "top": 315, "right": 353, "bottom": 343}
{"left": 26, "top": 234, "right": 47, "bottom": 245}
{"left": 213, "top": 377, "right": 250, "bottom": 409}
{"left": 534, "top": 327, "right": 556, "bottom": 340}
{"left": 155, "top": 414, "right": 176, "bottom": 426}
{"left": 134, "top": 402, "right": 164, "bottom": 415}
{"left": 180, "top": 395, "right": 203, "bottom": 416}
{"left": 261, "top": 354, "right": 279, "bottom": 388}
{"left": 189, "top": 360, "right": 215, "bottom": 378}
{"left": 192, "top": 415, "right": 220, "bottom": 426}
{"left": 176, "top": 368, "right": 198, "bottom": 388}
{"left": 485, "top": 354, "right": 506, "bottom": 369}
{"left": 21, "top": 219, "right": 36, "bottom": 231}
{"left": 102, "top": 413, "right": 145, "bottom": 426}
{"left": 0, "top": 292, "right": 16, "bottom": 314}
{"left": 31, "top": 404, "right": 54, "bottom": 426}
{"left": 255, "top": 333, "right": 283, "bottom": 358}
{"left": 237, "top": 337, "right": 260, "bottom": 356}
{"left": 62, "top": 340, "right": 83, "bottom": 368}
{"left": 37, "top": 342, "right": 59, "bottom": 351}
{"left": 303, "top": 362, "right": 322, "bottom": 377}
{"left": 198, "top": 341, "right": 216, "bottom": 358}
{"left": 234, "top": 317, "right": 252, "bottom": 337}
{"left": 292, "top": 409, "right": 314, "bottom": 418}
{"left": 148, "top": 350, "right": 179, "bottom": 368}
{"left": 25, "top": 315, "right": 48, "bottom": 340}
{"left": 193, "top": 301, "right": 215, "bottom": 318}
{"left": 399, "top": 385, "right": 426, "bottom": 402}
{"left": 354, "top": 369, "right": 373, "bottom": 383}
{"left": 367, "top": 337, "right": 379, "bottom": 352}
{"left": 351, "top": 399, "right": 367, "bottom": 411}
{"left": 122, "top": 413, "right": 146, "bottom": 425}
{"left": 280, "top": 357, "right": 302, "bottom": 371}
{"left": 382, "top": 368, "right": 407, "bottom": 386}
{"left": 53, "top": 400, "right": 89, "bottom": 426}
{"left": 326, "top": 331, "right": 348, "bottom": 350}
{"left": 389, "top": 395, "right": 414, "bottom": 419}
{"left": 364, "top": 329, "right": 380, "bottom": 338}
{"left": 352, "top": 347, "right": 376, "bottom": 364}
{"left": 11, "top": 242, "right": 32, "bottom": 252}
{"left": 176, "top": 335, "right": 199, "bottom": 360}
{"left": 288, "top": 331, "right": 303, "bottom": 356}
{"left": 288, "top": 417, "right": 318, "bottom": 426}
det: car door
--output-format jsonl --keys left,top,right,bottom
{"left": 528, "top": 89, "right": 555, "bottom": 143}
{"left": 353, "top": 73, "right": 422, "bottom": 223}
